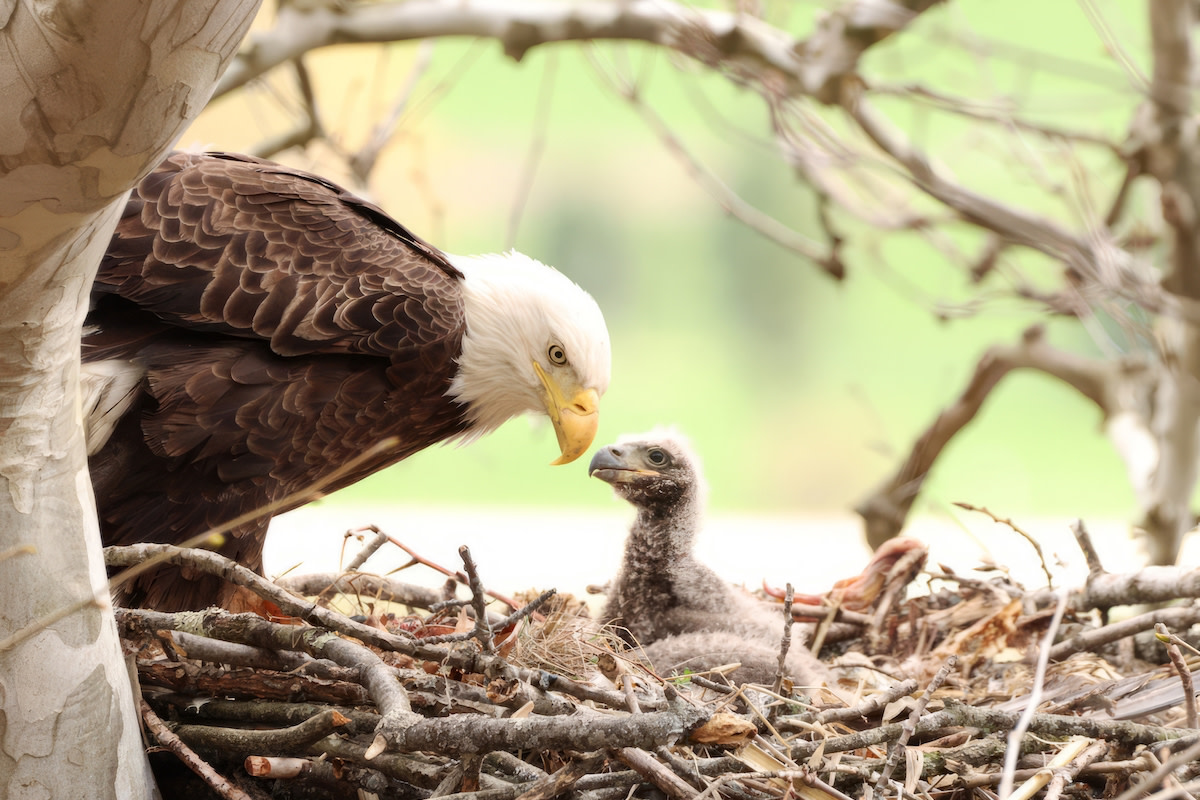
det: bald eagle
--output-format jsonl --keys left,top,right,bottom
{"left": 590, "top": 430, "right": 828, "bottom": 686}
{"left": 84, "top": 151, "right": 611, "bottom": 611}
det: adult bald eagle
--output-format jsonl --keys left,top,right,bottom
{"left": 84, "top": 151, "right": 611, "bottom": 611}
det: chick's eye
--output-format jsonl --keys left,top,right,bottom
{"left": 548, "top": 344, "right": 567, "bottom": 365}
{"left": 646, "top": 448, "right": 668, "bottom": 467}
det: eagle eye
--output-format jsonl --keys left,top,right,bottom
{"left": 646, "top": 448, "right": 668, "bottom": 467}
{"left": 548, "top": 344, "right": 567, "bottom": 365}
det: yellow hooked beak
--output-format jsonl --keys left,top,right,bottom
{"left": 533, "top": 361, "right": 600, "bottom": 465}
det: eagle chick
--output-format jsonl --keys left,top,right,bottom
{"left": 589, "top": 430, "right": 828, "bottom": 686}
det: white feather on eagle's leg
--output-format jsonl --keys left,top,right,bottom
{"left": 84, "top": 151, "right": 611, "bottom": 611}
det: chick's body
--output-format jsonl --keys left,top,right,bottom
{"left": 590, "top": 430, "right": 828, "bottom": 686}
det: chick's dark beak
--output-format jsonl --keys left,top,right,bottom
{"left": 588, "top": 446, "right": 626, "bottom": 484}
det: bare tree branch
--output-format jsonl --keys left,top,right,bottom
{"left": 857, "top": 325, "right": 1127, "bottom": 547}
{"left": 217, "top": 0, "right": 807, "bottom": 98}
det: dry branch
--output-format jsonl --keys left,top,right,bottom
{"left": 141, "top": 700, "right": 252, "bottom": 800}
{"left": 172, "top": 709, "right": 350, "bottom": 755}
{"left": 856, "top": 325, "right": 1124, "bottom": 547}
{"left": 274, "top": 571, "right": 446, "bottom": 608}
{"left": 115, "top": 538, "right": 1200, "bottom": 798}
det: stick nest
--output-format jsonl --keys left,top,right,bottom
{"left": 112, "top": 523, "right": 1200, "bottom": 800}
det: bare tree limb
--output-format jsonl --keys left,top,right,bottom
{"left": 172, "top": 708, "right": 351, "bottom": 755}
{"left": 141, "top": 700, "right": 253, "bottom": 800}
{"left": 1128, "top": 0, "right": 1200, "bottom": 566}
{"left": 841, "top": 83, "right": 1094, "bottom": 267}
{"left": 217, "top": 0, "right": 807, "bottom": 98}
{"left": 117, "top": 607, "right": 418, "bottom": 741}
{"left": 276, "top": 571, "right": 445, "bottom": 609}
{"left": 856, "top": 325, "right": 1124, "bottom": 547}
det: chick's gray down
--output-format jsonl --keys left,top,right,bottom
{"left": 589, "top": 430, "right": 829, "bottom": 686}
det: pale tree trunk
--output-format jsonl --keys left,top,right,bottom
{"left": 0, "top": 2, "right": 259, "bottom": 797}
{"left": 1135, "top": 0, "right": 1200, "bottom": 565}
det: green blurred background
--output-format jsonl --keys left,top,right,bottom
{"left": 185, "top": 0, "right": 1152, "bottom": 533}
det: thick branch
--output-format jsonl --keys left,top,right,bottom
{"left": 140, "top": 701, "right": 252, "bottom": 800}
{"left": 217, "top": 0, "right": 806, "bottom": 98}
{"left": 856, "top": 325, "right": 1120, "bottom": 547}
{"left": 277, "top": 571, "right": 446, "bottom": 609}
{"left": 107, "top": 543, "right": 508, "bottom": 673}
{"left": 116, "top": 608, "right": 416, "bottom": 731}
{"left": 172, "top": 709, "right": 351, "bottom": 756}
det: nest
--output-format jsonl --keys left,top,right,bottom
{"left": 111, "top": 521, "right": 1200, "bottom": 800}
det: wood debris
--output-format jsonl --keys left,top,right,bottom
{"left": 112, "top": 523, "right": 1200, "bottom": 800}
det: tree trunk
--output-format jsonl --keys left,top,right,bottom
{"left": 1138, "top": 0, "right": 1200, "bottom": 565}
{"left": 0, "top": 1, "right": 259, "bottom": 796}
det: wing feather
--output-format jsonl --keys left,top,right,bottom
{"left": 94, "top": 151, "right": 464, "bottom": 359}
{"left": 87, "top": 152, "right": 478, "bottom": 611}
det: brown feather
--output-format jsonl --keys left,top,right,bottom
{"left": 87, "top": 152, "right": 472, "bottom": 611}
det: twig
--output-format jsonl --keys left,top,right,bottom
{"left": 1000, "top": 588, "right": 1070, "bottom": 799}
{"left": 172, "top": 709, "right": 351, "bottom": 754}
{"left": 117, "top": 609, "right": 416, "bottom": 745}
{"left": 1008, "top": 737, "right": 1094, "bottom": 800}
{"left": 1156, "top": 623, "right": 1199, "bottom": 729}
{"left": 873, "top": 655, "right": 955, "bottom": 795}
{"left": 518, "top": 666, "right": 665, "bottom": 710}
{"left": 622, "top": 674, "right": 643, "bottom": 715}
{"left": 1049, "top": 604, "right": 1200, "bottom": 661}
{"left": 855, "top": 325, "right": 1115, "bottom": 549}
{"left": 251, "top": 58, "right": 323, "bottom": 159}
{"left": 515, "top": 752, "right": 607, "bottom": 800}
{"left": 953, "top": 503, "right": 1054, "bottom": 589}
{"left": 1112, "top": 739, "right": 1200, "bottom": 800}
{"left": 496, "top": 589, "right": 557, "bottom": 630}
{"left": 140, "top": 700, "right": 252, "bottom": 800}
{"left": 349, "top": 39, "right": 435, "bottom": 183}
{"left": 615, "top": 747, "right": 700, "bottom": 800}
{"left": 165, "top": 630, "right": 358, "bottom": 680}
{"left": 384, "top": 535, "right": 524, "bottom": 612}
{"left": 366, "top": 701, "right": 708, "bottom": 757}
{"left": 1071, "top": 518, "right": 1108, "bottom": 579}
{"left": 1029, "top": 565, "right": 1200, "bottom": 612}
{"left": 459, "top": 545, "right": 496, "bottom": 654}
{"left": 423, "top": 589, "right": 558, "bottom": 646}
{"left": 344, "top": 525, "right": 393, "bottom": 572}
{"left": 461, "top": 754, "right": 484, "bottom": 794}
{"left": 506, "top": 51, "right": 557, "bottom": 250}
{"left": 870, "top": 82, "right": 1122, "bottom": 151}
{"left": 1042, "top": 740, "right": 1111, "bottom": 800}
{"left": 815, "top": 679, "right": 919, "bottom": 725}
{"left": 687, "top": 675, "right": 737, "bottom": 695}
{"left": 244, "top": 756, "right": 308, "bottom": 778}
{"left": 590, "top": 56, "right": 836, "bottom": 273}
{"left": 277, "top": 571, "right": 445, "bottom": 609}
{"left": 771, "top": 584, "right": 795, "bottom": 700}
{"left": 244, "top": 754, "right": 405, "bottom": 796}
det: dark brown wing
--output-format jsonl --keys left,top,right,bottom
{"left": 95, "top": 150, "right": 465, "bottom": 359}
{"left": 88, "top": 152, "right": 472, "bottom": 611}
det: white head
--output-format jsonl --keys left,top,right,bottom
{"left": 447, "top": 251, "right": 612, "bottom": 464}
